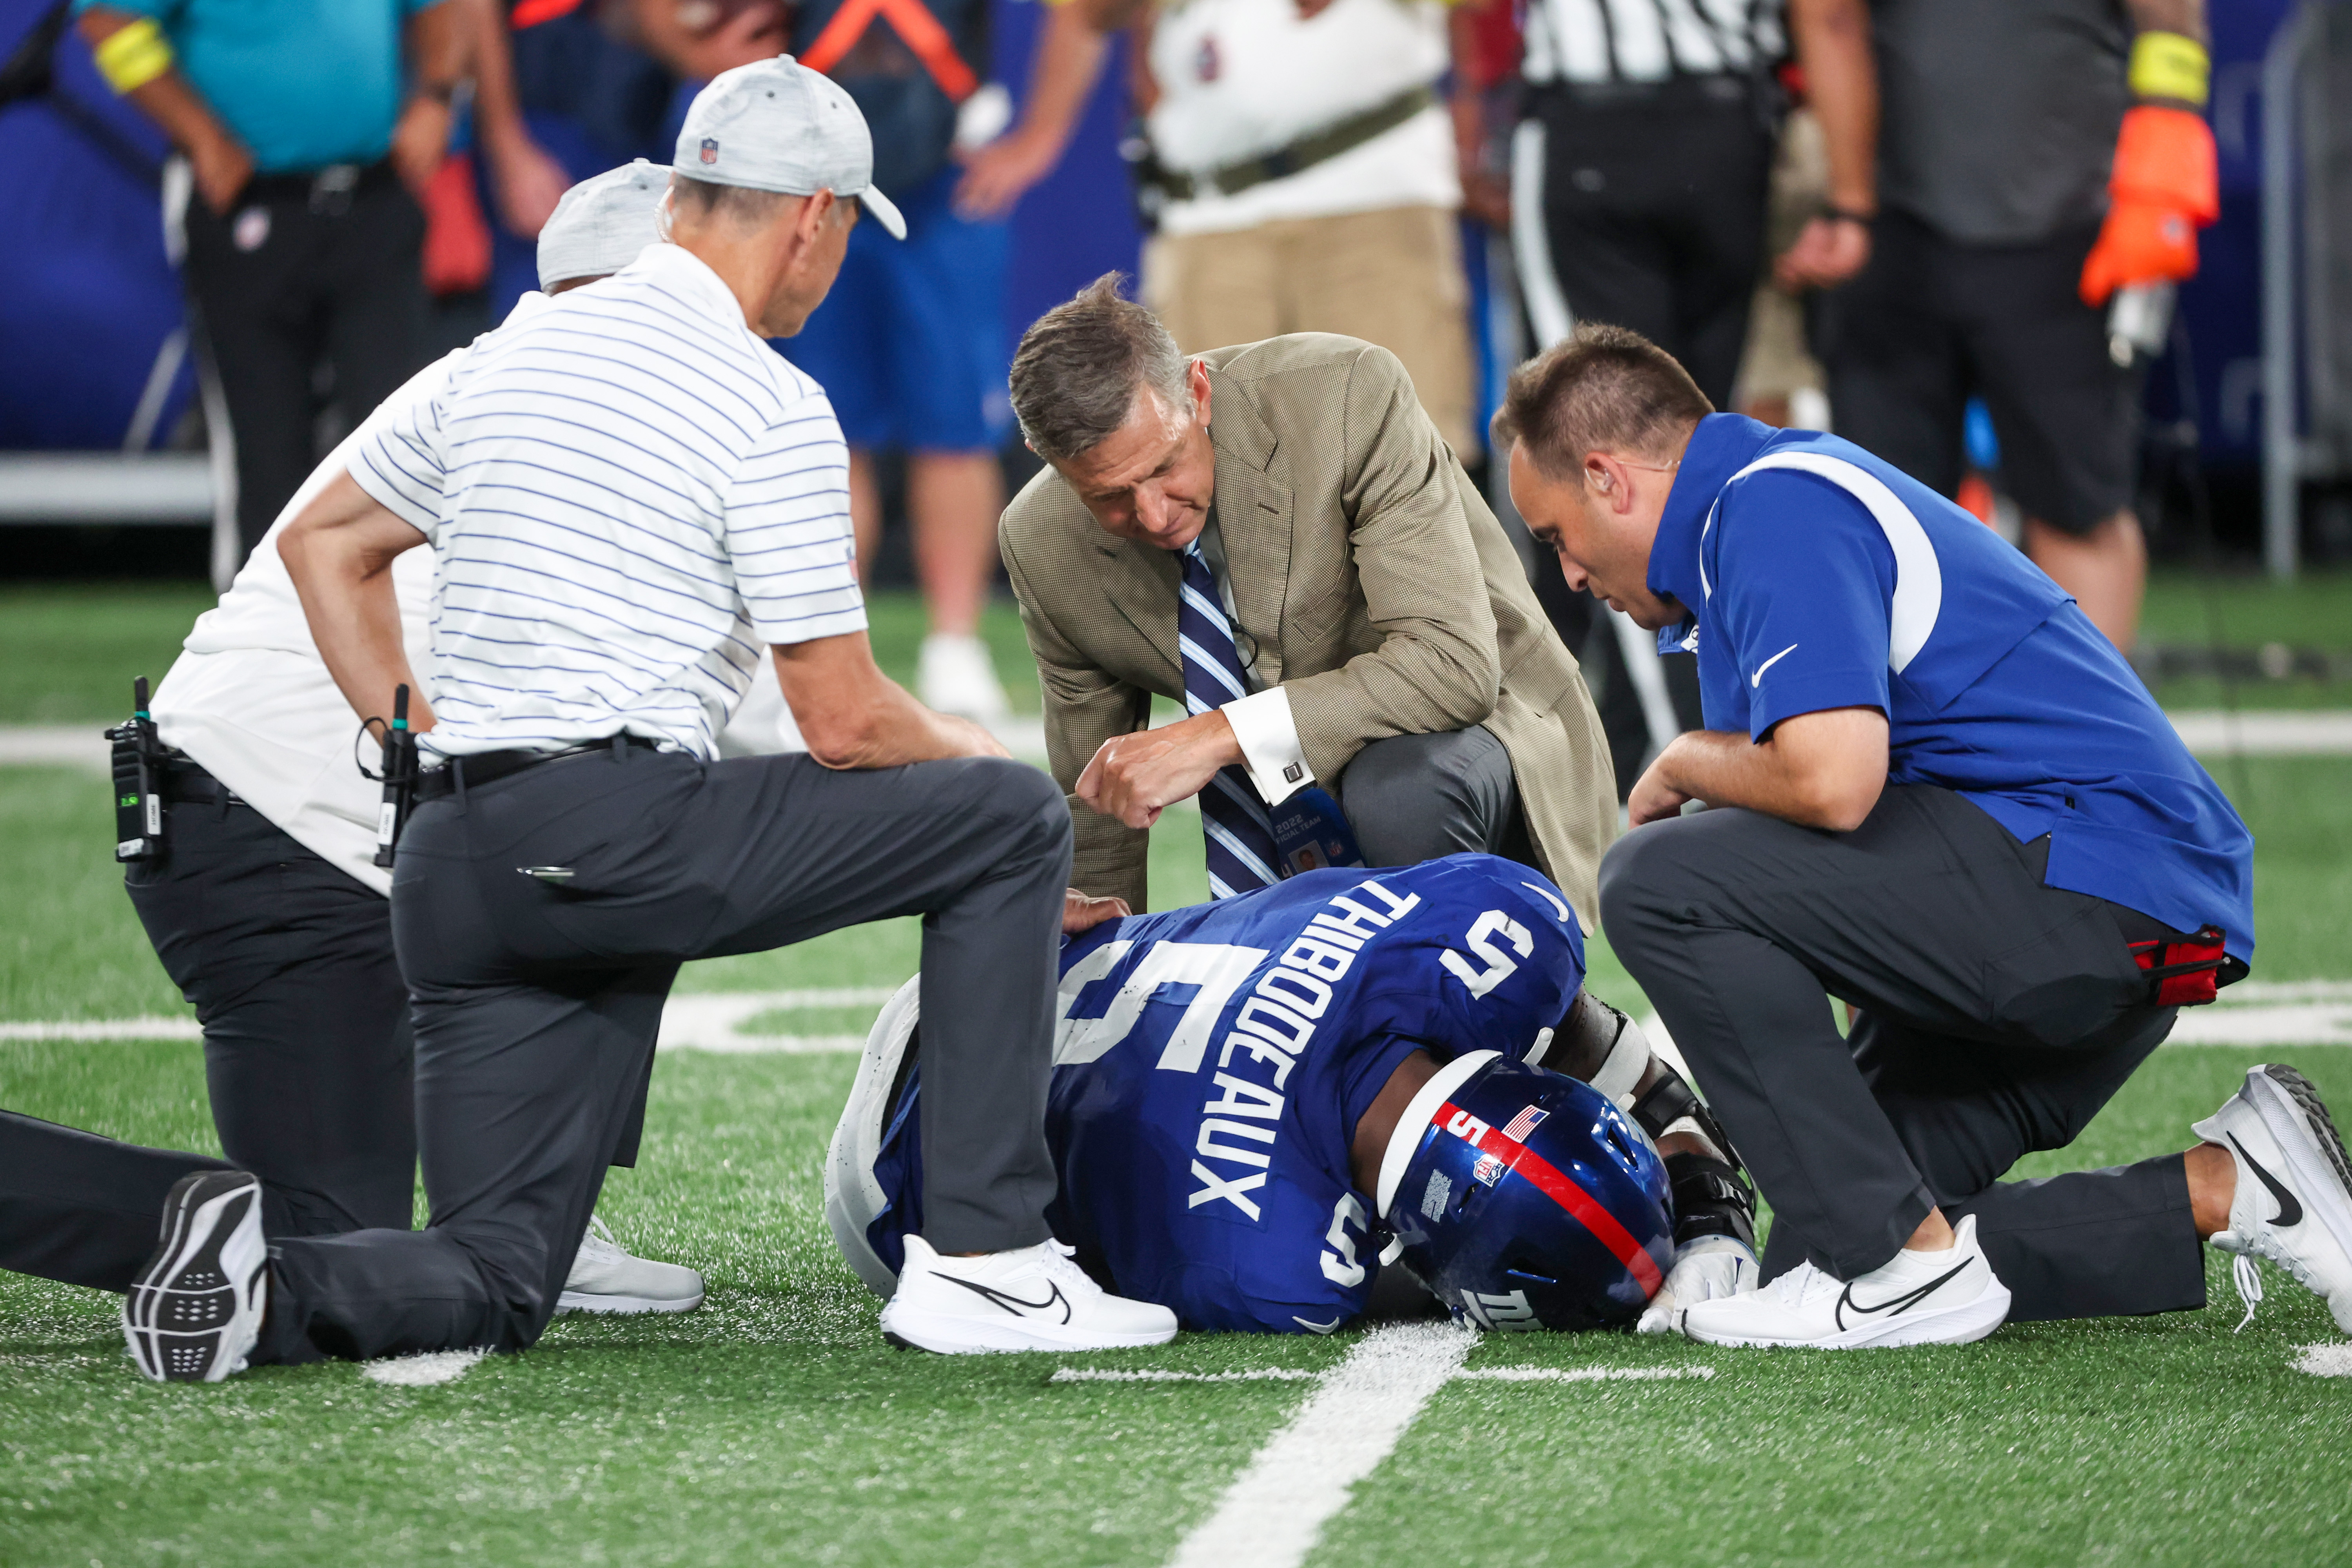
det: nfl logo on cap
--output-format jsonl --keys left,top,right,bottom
{"left": 699, "top": 137, "right": 719, "bottom": 165}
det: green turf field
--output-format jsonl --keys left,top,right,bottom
{"left": 3, "top": 584, "right": 2350, "bottom": 1567}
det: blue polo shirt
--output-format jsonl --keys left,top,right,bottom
{"left": 1647, "top": 414, "right": 2254, "bottom": 963}
{"left": 77, "top": 0, "right": 443, "bottom": 174}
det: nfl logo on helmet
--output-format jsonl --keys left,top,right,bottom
{"left": 700, "top": 137, "right": 720, "bottom": 165}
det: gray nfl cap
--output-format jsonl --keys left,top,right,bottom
{"left": 536, "top": 160, "right": 669, "bottom": 290}
{"left": 673, "top": 55, "right": 906, "bottom": 240}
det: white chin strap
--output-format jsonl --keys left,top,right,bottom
{"left": 1587, "top": 1013, "right": 1652, "bottom": 1110}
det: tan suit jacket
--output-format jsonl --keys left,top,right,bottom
{"left": 1000, "top": 334, "right": 1617, "bottom": 925}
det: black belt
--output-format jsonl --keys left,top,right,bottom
{"left": 1155, "top": 85, "right": 1437, "bottom": 202}
{"left": 234, "top": 159, "right": 399, "bottom": 216}
{"left": 160, "top": 757, "right": 245, "bottom": 808}
{"left": 415, "top": 735, "right": 662, "bottom": 801}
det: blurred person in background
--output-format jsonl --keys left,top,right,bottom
{"left": 1817, "top": 0, "right": 2217, "bottom": 651}
{"left": 75, "top": 0, "right": 466, "bottom": 565}
{"left": 1508, "top": 0, "right": 1875, "bottom": 801}
{"left": 1054, "top": 0, "right": 1486, "bottom": 465}
{"left": 463, "top": 0, "right": 682, "bottom": 319}
{"left": 631, "top": 0, "right": 1102, "bottom": 720}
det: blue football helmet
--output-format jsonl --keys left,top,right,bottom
{"left": 1375, "top": 1050, "right": 1673, "bottom": 1331}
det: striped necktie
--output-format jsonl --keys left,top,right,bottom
{"left": 1179, "top": 541, "right": 1281, "bottom": 898}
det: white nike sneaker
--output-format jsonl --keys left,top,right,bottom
{"left": 1681, "top": 1213, "right": 2011, "bottom": 1349}
{"left": 557, "top": 1215, "right": 706, "bottom": 1316}
{"left": 123, "top": 1171, "right": 268, "bottom": 1382}
{"left": 880, "top": 1233, "right": 1178, "bottom": 1354}
{"left": 916, "top": 632, "right": 1011, "bottom": 721}
{"left": 2192, "top": 1063, "right": 2352, "bottom": 1334}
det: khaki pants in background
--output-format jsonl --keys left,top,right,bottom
{"left": 1144, "top": 203, "right": 1479, "bottom": 459}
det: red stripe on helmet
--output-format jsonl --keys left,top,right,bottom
{"left": 1440, "top": 1100, "right": 1664, "bottom": 1296}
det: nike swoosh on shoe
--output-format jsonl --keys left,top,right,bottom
{"left": 939, "top": 1274, "right": 1073, "bottom": 1324}
{"left": 1833, "top": 1259, "right": 1973, "bottom": 1332}
{"left": 2232, "top": 1133, "right": 2304, "bottom": 1228}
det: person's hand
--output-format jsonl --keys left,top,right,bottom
{"left": 1636, "top": 1237, "right": 1759, "bottom": 1334}
{"left": 390, "top": 95, "right": 455, "bottom": 198}
{"left": 486, "top": 131, "right": 572, "bottom": 239}
{"left": 953, "top": 127, "right": 1060, "bottom": 221}
{"left": 1063, "top": 888, "right": 1131, "bottom": 935}
{"left": 189, "top": 131, "right": 254, "bottom": 215}
{"left": 1074, "top": 711, "right": 1243, "bottom": 830}
{"left": 1774, "top": 215, "right": 1871, "bottom": 291}
{"left": 680, "top": 2, "right": 786, "bottom": 81}
{"left": 939, "top": 712, "right": 1013, "bottom": 760}
{"left": 1626, "top": 752, "right": 1695, "bottom": 827}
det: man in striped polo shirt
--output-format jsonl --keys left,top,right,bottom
{"left": 127, "top": 58, "right": 1176, "bottom": 1381}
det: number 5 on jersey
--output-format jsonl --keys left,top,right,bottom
{"left": 1442, "top": 909, "right": 1534, "bottom": 1000}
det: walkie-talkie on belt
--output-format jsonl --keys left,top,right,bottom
{"left": 372, "top": 683, "right": 419, "bottom": 868}
{"left": 106, "top": 676, "right": 166, "bottom": 861}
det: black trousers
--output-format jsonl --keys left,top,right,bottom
{"left": 1514, "top": 80, "right": 1748, "bottom": 795}
{"left": 1600, "top": 786, "right": 2207, "bottom": 1321}
{"left": 261, "top": 745, "right": 1072, "bottom": 1365}
{"left": 1817, "top": 212, "right": 2140, "bottom": 534}
{"left": 1516, "top": 78, "right": 1777, "bottom": 409}
{"left": 0, "top": 799, "right": 414, "bottom": 1292}
{"left": 183, "top": 167, "right": 430, "bottom": 561}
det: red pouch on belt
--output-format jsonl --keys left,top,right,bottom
{"left": 2130, "top": 925, "right": 2229, "bottom": 1007}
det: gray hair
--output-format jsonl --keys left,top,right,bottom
{"left": 1008, "top": 274, "right": 1190, "bottom": 463}
{"left": 666, "top": 174, "right": 797, "bottom": 232}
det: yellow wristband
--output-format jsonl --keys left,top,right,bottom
{"left": 2129, "top": 31, "right": 2209, "bottom": 109}
{"left": 94, "top": 17, "right": 174, "bottom": 95}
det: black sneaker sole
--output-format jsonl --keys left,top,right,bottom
{"left": 123, "top": 1171, "right": 264, "bottom": 1383}
{"left": 2262, "top": 1065, "right": 2352, "bottom": 1204}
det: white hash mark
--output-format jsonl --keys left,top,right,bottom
{"left": 362, "top": 1348, "right": 488, "bottom": 1387}
{"left": 2294, "top": 1342, "right": 2352, "bottom": 1378}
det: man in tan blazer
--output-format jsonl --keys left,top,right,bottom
{"left": 999, "top": 276, "right": 1616, "bottom": 923}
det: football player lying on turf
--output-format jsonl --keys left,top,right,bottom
{"left": 826, "top": 853, "right": 1759, "bottom": 1342}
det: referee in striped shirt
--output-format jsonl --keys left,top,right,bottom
{"left": 1511, "top": 0, "right": 1878, "bottom": 800}
{"left": 128, "top": 57, "right": 1175, "bottom": 1380}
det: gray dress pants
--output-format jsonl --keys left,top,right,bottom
{"left": 1334, "top": 726, "right": 1537, "bottom": 869}
{"left": 262, "top": 744, "right": 1070, "bottom": 1364}
{"left": 1600, "top": 785, "right": 2208, "bottom": 1322}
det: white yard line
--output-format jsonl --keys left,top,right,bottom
{"left": 2294, "top": 1342, "right": 2352, "bottom": 1378}
{"left": 0, "top": 1016, "right": 201, "bottom": 1042}
{"left": 1051, "top": 1367, "right": 1318, "bottom": 1384}
{"left": 1454, "top": 1364, "right": 1714, "bottom": 1383}
{"left": 1165, "top": 1321, "right": 1475, "bottom": 1568}
{"left": 361, "top": 1348, "right": 486, "bottom": 1387}
{"left": 2169, "top": 710, "right": 2352, "bottom": 756}
{"left": 0, "top": 987, "right": 906, "bottom": 1051}
{"left": 655, "top": 988, "right": 902, "bottom": 1054}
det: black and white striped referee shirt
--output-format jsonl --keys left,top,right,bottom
{"left": 1522, "top": 0, "right": 1786, "bottom": 85}
{"left": 351, "top": 243, "right": 865, "bottom": 762}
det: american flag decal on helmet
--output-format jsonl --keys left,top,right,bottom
{"left": 1502, "top": 1105, "right": 1549, "bottom": 1143}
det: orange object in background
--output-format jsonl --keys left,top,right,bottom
{"left": 2079, "top": 105, "right": 2219, "bottom": 306}
{"left": 1957, "top": 472, "right": 1998, "bottom": 528}
{"left": 420, "top": 151, "right": 494, "bottom": 298}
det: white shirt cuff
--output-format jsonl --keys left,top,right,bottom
{"left": 1222, "top": 687, "right": 1314, "bottom": 806}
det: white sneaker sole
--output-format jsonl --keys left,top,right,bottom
{"left": 878, "top": 1302, "right": 1177, "bottom": 1356}
{"left": 824, "top": 978, "right": 924, "bottom": 1299}
{"left": 2243, "top": 1066, "right": 2352, "bottom": 1331}
{"left": 555, "top": 1288, "right": 706, "bottom": 1316}
{"left": 123, "top": 1172, "right": 267, "bottom": 1383}
{"left": 1684, "top": 1278, "right": 2012, "bottom": 1350}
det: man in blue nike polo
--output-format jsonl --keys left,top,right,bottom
{"left": 1500, "top": 325, "right": 2352, "bottom": 1350}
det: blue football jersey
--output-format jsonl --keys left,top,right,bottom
{"left": 864, "top": 853, "right": 1587, "bottom": 1334}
